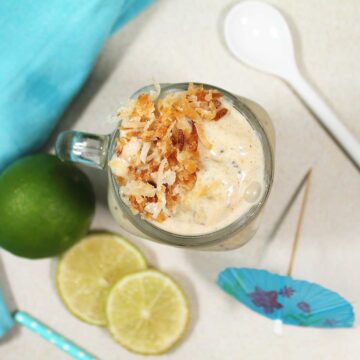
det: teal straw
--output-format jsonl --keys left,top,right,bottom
{"left": 14, "top": 311, "right": 96, "bottom": 360}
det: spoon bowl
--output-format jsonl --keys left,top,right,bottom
{"left": 224, "top": 1, "right": 296, "bottom": 77}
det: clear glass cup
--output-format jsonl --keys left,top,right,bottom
{"left": 56, "top": 83, "right": 275, "bottom": 250}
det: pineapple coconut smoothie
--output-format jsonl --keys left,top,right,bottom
{"left": 0, "top": 84, "right": 270, "bottom": 355}
{"left": 109, "top": 84, "right": 265, "bottom": 236}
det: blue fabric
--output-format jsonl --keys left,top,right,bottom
{"left": 0, "top": 0, "right": 153, "bottom": 172}
{"left": 218, "top": 268, "right": 355, "bottom": 328}
{"left": 0, "top": 288, "right": 14, "bottom": 337}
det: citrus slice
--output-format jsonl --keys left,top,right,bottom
{"left": 106, "top": 270, "right": 190, "bottom": 355}
{"left": 57, "top": 233, "right": 147, "bottom": 326}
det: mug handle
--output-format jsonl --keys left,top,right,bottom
{"left": 55, "top": 130, "right": 111, "bottom": 169}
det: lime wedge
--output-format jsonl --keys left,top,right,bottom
{"left": 57, "top": 233, "right": 147, "bottom": 326}
{"left": 106, "top": 270, "right": 190, "bottom": 355}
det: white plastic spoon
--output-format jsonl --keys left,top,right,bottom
{"left": 224, "top": 1, "right": 360, "bottom": 167}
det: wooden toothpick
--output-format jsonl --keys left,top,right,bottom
{"left": 286, "top": 169, "right": 313, "bottom": 277}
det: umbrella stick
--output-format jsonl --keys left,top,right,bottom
{"left": 286, "top": 169, "right": 312, "bottom": 276}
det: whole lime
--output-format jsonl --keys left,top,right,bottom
{"left": 0, "top": 154, "right": 95, "bottom": 258}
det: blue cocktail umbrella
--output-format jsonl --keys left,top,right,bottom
{"left": 217, "top": 170, "right": 355, "bottom": 329}
{"left": 217, "top": 267, "right": 354, "bottom": 328}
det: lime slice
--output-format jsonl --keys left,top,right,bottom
{"left": 106, "top": 270, "right": 190, "bottom": 355}
{"left": 57, "top": 233, "right": 147, "bottom": 326}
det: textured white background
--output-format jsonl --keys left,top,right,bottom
{"left": 1, "top": 0, "right": 360, "bottom": 359}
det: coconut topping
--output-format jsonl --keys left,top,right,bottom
{"left": 109, "top": 84, "right": 228, "bottom": 222}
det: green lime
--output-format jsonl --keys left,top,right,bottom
{"left": 107, "top": 270, "right": 190, "bottom": 355}
{"left": 0, "top": 154, "right": 95, "bottom": 258}
{"left": 57, "top": 233, "right": 147, "bottom": 326}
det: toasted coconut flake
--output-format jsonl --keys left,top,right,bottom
{"left": 121, "top": 118, "right": 144, "bottom": 129}
{"left": 155, "top": 158, "right": 167, "bottom": 186}
{"left": 110, "top": 83, "right": 228, "bottom": 222}
{"left": 140, "top": 142, "right": 151, "bottom": 163}
{"left": 122, "top": 181, "right": 156, "bottom": 198}
{"left": 184, "top": 159, "right": 198, "bottom": 174}
{"left": 122, "top": 137, "right": 142, "bottom": 162}
{"left": 176, "top": 117, "right": 192, "bottom": 135}
{"left": 155, "top": 212, "right": 166, "bottom": 222}
{"left": 163, "top": 170, "right": 176, "bottom": 186}
{"left": 214, "top": 108, "right": 228, "bottom": 121}
{"left": 109, "top": 157, "right": 129, "bottom": 178}
{"left": 178, "top": 129, "right": 185, "bottom": 151}
{"left": 144, "top": 202, "right": 162, "bottom": 219}
{"left": 143, "top": 118, "right": 154, "bottom": 131}
{"left": 211, "top": 91, "right": 223, "bottom": 99}
{"left": 116, "top": 176, "right": 126, "bottom": 186}
{"left": 136, "top": 93, "right": 155, "bottom": 117}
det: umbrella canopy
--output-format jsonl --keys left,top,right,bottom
{"left": 218, "top": 267, "right": 354, "bottom": 328}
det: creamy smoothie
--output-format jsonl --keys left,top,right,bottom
{"left": 109, "top": 84, "right": 265, "bottom": 236}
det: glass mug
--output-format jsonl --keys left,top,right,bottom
{"left": 56, "top": 83, "right": 275, "bottom": 251}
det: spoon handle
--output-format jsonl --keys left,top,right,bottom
{"left": 288, "top": 71, "right": 360, "bottom": 167}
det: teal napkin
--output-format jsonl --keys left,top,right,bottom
{"left": 0, "top": 0, "right": 153, "bottom": 172}
{"left": 0, "top": 288, "right": 14, "bottom": 337}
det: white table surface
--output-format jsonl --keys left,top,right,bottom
{"left": 1, "top": 0, "right": 360, "bottom": 359}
